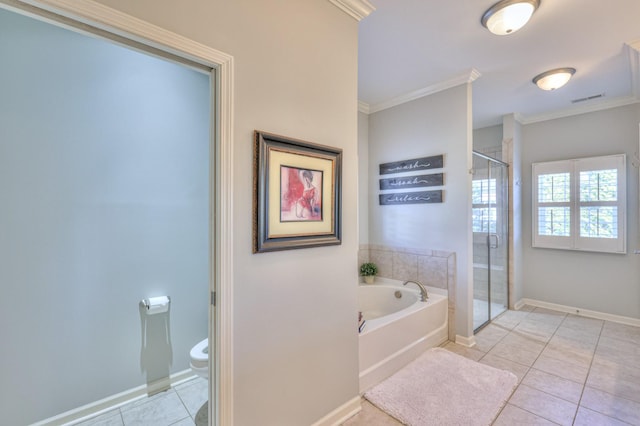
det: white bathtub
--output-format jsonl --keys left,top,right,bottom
{"left": 358, "top": 282, "right": 448, "bottom": 392}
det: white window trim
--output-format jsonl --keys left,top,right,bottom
{"left": 532, "top": 154, "right": 627, "bottom": 254}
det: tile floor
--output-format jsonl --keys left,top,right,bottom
{"left": 72, "top": 377, "right": 208, "bottom": 426}
{"left": 344, "top": 305, "right": 640, "bottom": 426}
{"left": 473, "top": 298, "right": 507, "bottom": 330}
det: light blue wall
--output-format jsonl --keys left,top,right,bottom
{"left": 358, "top": 111, "right": 370, "bottom": 244}
{"left": 473, "top": 124, "right": 503, "bottom": 152}
{"left": 367, "top": 84, "right": 474, "bottom": 337}
{"left": 0, "top": 9, "right": 209, "bottom": 424}
{"left": 521, "top": 104, "right": 640, "bottom": 318}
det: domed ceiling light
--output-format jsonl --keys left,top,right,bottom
{"left": 481, "top": 0, "right": 540, "bottom": 35}
{"left": 532, "top": 68, "right": 576, "bottom": 91}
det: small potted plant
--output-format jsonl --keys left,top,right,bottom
{"left": 360, "top": 262, "right": 378, "bottom": 284}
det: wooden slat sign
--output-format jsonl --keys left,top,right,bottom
{"left": 379, "top": 190, "right": 443, "bottom": 205}
{"left": 379, "top": 155, "right": 443, "bottom": 175}
{"left": 379, "top": 173, "right": 444, "bottom": 190}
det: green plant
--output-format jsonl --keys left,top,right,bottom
{"left": 359, "top": 262, "right": 378, "bottom": 277}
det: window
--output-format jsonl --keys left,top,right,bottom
{"left": 532, "top": 154, "right": 626, "bottom": 253}
{"left": 472, "top": 178, "right": 496, "bottom": 233}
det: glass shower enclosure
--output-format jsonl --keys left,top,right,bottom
{"left": 472, "top": 151, "right": 509, "bottom": 332}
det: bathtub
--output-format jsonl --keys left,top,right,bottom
{"left": 358, "top": 282, "right": 448, "bottom": 392}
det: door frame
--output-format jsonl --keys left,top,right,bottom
{"left": 0, "top": 1, "right": 235, "bottom": 424}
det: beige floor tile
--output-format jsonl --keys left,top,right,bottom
{"left": 488, "top": 335, "right": 545, "bottom": 367}
{"left": 548, "top": 333, "right": 597, "bottom": 355}
{"left": 341, "top": 400, "right": 402, "bottom": 426}
{"left": 554, "top": 325, "right": 601, "bottom": 346}
{"left": 542, "top": 342, "right": 594, "bottom": 368}
{"left": 601, "top": 321, "right": 640, "bottom": 344}
{"left": 492, "top": 310, "right": 530, "bottom": 329}
{"left": 560, "top": 314, "right": 604, "bottom": 333}
{"left": 526, "top": 308, "right": 566, "bottom": 326}
{"left": 75, "top": 410, "right": 124, "bottom": 426}
{"left": 493, "top": 404, "right": 557, "bottom": 425}
{"left": 508, "top": 384, "right": 577, "bottom": 426}
{"left": 522, "top": 368, "right": 584, "bottom": 404}
{"left": 587, "top": 360, "right": 640, "bottom": 404}
{"left": 512, "top": 320, "right": 559, "bottom": 343}
{"left": 174, "top": 378, "right": 208, "bottom": 417}
{"left": 573, "top": 406, "right": 631, "bottom": 426}
{"left": 502, "top": 332, "right": 548, "bottom": 352}
{"left": 171, "top": 418, "right": 196, "bottom": 426}
{"left": 474, "top": 323, "right": 510, "bottom": 352}
{"left": 532, "top": 353, "right": 590, "bottom": 384}
{"left": 580, "top": 387, "right": 640, "bottom": 425}
{"left": 442, "top": 341, "right": 485, "bottom": 361}
{"left": 479, "top": 354, "right": 530, "bottom": 383}
{"left": 596, "top": 336, "right": 640, "bottom": 365}
{"left": 120, "top": 391, "right": 190, "bottom": 426}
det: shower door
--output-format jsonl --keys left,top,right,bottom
{"left": 472, "top": 152, "right": 509, "bottom": 332}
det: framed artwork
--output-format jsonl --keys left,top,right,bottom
{"left": 253, "top": 131, "right": 342, "bottom": 253}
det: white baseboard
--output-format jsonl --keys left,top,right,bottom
{"left": 311, "top": 395, "right": 361, "bottom": 426}
{"left": 513, "top": 299, "right": 525, "bottom": 311}
{"left": 517, "top": 298, "right": 640, "bottom": 327}
{"left": 455, "top": 334, "right": 477, "bottom": 347}
{"left": 32, "top": 369, "right": 197, "bottom": 426}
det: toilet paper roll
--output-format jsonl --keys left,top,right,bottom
{"left": 142, "top": 296, "right": 170, "bottom": 315}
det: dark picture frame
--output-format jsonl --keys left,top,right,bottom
{"left": 253, "top": 131, "right": 342, "bottom": 253}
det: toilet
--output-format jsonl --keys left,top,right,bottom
{"left": 189, "top": 338, "right": 209, "bottom": 380}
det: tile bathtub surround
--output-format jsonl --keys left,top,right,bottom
{"left": 73, "top": 377, "right": 208, "bottom": 426}
{"left": 359, "top": 244, "right": 456, "bottom": 339}
{"left": 343, "top": 306, "right": 640, "bottom": 426}
{"left": 360, "top": 245, "right": 453, "bottom": 290}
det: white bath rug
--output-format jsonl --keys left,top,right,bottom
{"left": 364, "top": 347, "right": 517, "bottom": 426}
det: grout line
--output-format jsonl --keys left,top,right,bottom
{"left": 528, "top": 310, "right": 581, "bottom": 424}
{"left": 489, "top": 308, "right": 568, "bottom": 424}
{"left": 573, "top": 318, "right": 605, "bottom": 425}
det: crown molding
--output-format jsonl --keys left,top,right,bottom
{"left": 327, "top": 0, "right": 375, "bottom": 21}
{"left": 513, "top": 112, "right": 525, "bottom": 124}
{"left": 518, "top": 95, "right": 640, "bottom": 125}
{"left": 368, "top": 68, "right": 481, "bottom": 114}
{"left": 518, "top": 42, "right": 640, "bottom": 125}
{"left": 358, "top": 100, "right": 370, "bottom": 114}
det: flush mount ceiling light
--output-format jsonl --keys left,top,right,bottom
{"left": 532, "top": 67, "right": 576, "bottom": 91}
{"left": 481, "top": 0, "right": 540, "bottom": 35}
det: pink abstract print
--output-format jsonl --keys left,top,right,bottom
{"left": 280, "top": 166, "right": 323, "bottom": 222}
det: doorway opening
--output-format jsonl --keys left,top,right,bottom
{"left": 0, "top": 2, "right": 234, "bottom": 425}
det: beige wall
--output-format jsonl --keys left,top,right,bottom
{"left": 93, "top": 1, "right": 361, "bottom": 424}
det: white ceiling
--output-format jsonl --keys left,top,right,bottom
{"left": 358, "top": 0, "right": 640, "bottom": 129}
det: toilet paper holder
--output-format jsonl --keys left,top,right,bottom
{"left": 140, "top": 296, "right": 171, "bottom": 315}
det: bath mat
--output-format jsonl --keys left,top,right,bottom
{"left": 364, "top": 347, "right": 517, "bottom": 426}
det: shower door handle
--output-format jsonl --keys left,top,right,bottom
{"left": 487, "top": 234, "right": 499, "bottom": 249}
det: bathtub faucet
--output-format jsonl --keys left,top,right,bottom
{"left": 402, "top": 280, "right": 429, "bottom": 302}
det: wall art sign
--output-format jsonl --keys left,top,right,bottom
{"left": 379, "top": 172, "right": 444, "bottom": 190}
{"left": 379, "top": 155, "right": 443, "bottom": 175}
{"left": 379, "top": 190, "right": 443, "bottom": 205}
{"left": 253, "top": 131, "right": 342, "bottom": 253}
